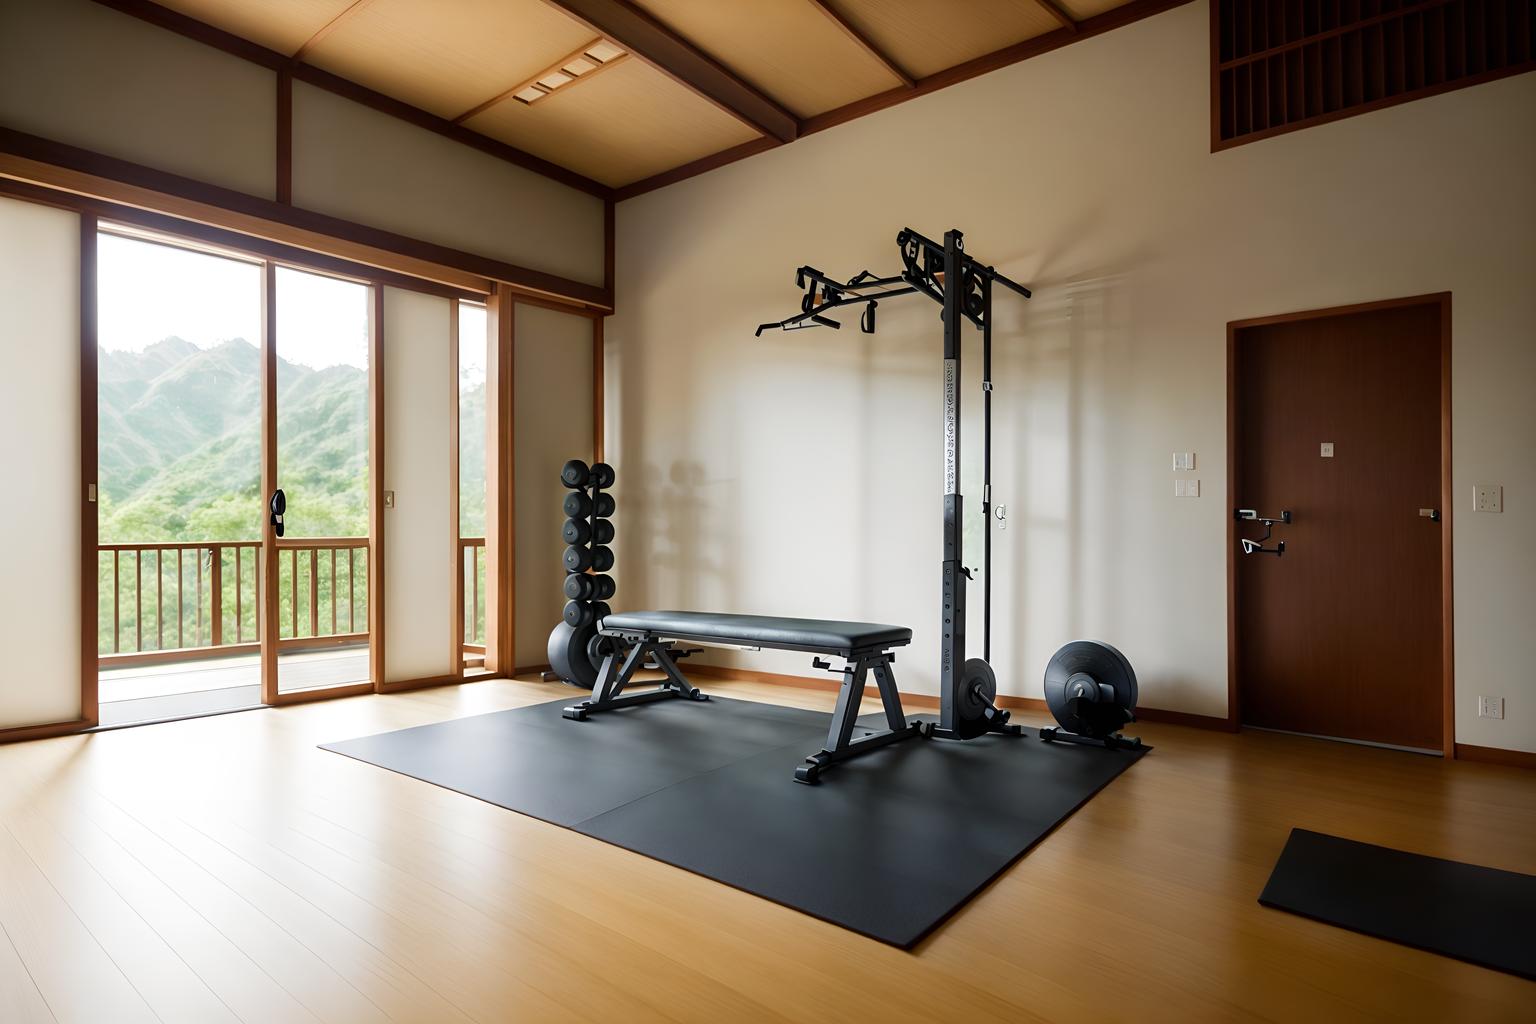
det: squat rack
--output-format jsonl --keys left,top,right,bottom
{"left": 756, "top": 227, "right": 1030, "bottom": 736}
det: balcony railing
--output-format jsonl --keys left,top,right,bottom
{"left": 98, "top": 538, "right": 370, "bottom": 667}
{"left": 461, "top": 537, "right": 486, "bottom": 658}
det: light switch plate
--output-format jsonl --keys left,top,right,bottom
{"left": 1172, "top": 452, "right": 1196, "bottom": 471}
{"left": 384, "top": 490, "right": 396, "bottom": 509}
{"left": 1174, "top": 479, "right": 1200, "bottom": 497}
{"left": 1478, "top": 696, "right": 1504, "bottom": 720}
{"left": 1473, "top": 484, "right": 1502, "bottom": 513}
{"left": 1320, "top": 442, "right": 1335, "bottom": 458}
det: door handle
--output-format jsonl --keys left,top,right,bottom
{"left": 1419, "top": 508, "right": 1441, "bottom": 522}
{"left": 270, "top": 488, "right": 286, "bottom": 538}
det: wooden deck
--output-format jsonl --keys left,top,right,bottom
{"left": 1, "top": 675, "right": 1532, "bottom": 1022}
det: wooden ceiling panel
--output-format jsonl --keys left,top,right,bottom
{"left": 1057, "top": 0, "right": 1132, "bottom": 18}
{"left": 632, "top": 0, "right": 904, "bottom": 118}
{"left": 464, "top": 58, "right": 761, "bottom": 187}
{"left": 834, "top": 0, "right": 1061, "bottom": 78}
{"left": 155, "top": 0, "right": 359, "bottom": 55}
{"left": 300, "top": 0, "right": 597, "bottom": 119}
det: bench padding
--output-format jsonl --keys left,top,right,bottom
{"left": 601, "top": 610, "right": 912, "bottom": 656}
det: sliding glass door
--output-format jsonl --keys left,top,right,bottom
{"left": 270, "top": 266, "right": 374, "bottom": 697}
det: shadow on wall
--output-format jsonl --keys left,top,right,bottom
{"left": 621, "top": 460, "right": 735, "bottom": 616}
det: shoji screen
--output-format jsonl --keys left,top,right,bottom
{"left": 514, "top": 304, "right": 594, "bottom": 667}
{"left": 382, "top": 287, "right": 455, "bottom": 684}
{"left": 0, "top": 197, "right": 82, "bottom": 728}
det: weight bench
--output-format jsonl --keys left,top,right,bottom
{"left": 563, "top": 610, "right": 919, "bottom": 784}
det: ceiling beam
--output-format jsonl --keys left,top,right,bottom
{"left": 89, "top": 0, "right": 612, "bottom": 198}
{"left": 805, "top": 1, "right": 914, "bottom": 89}
{"left": 293, "top": 0, "right": 377, "bottom": 61}
{"left": 1033, "top": 0, "right": 1080, "bottom": 34}
{"left": 537, "top": 0, "right": 799, "bottom": 142}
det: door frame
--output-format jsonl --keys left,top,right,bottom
{"left": 1226, "top": 292, "right": 1454, "bottom": 757}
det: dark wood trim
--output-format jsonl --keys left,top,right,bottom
{"left": 0, "top": 719, "right": 95, "bottom": 746}
{"left": 806, "top": 1, "right": 914, "bottom": 87}
{"left": 276, "top": 69, "right": 292, "bottom": 204}
{"left": 80, "top": 214, "right": 100, "bottom": 727}
{"left": 616, "top": 0, "right": 1192, "bottom": 199}
{"left": 369, "top": 285, "right": 387, "bottom": 692}
{"left": 1212, "top": 63, "right": 1536, "bottom": 154}
{"left": 0, "top": 127, "right": 612, "bottom": 309}
{"left": 539, "top": 0, "right": 799, "bottom": 142}
{"left": 0, "top": 178, "right": 481, "bottom": 302}
{"left": 449, "top": 299, "right": 463, "bottom": 682}
{"left": 1227, "top": 293, "right": 1454, "bottom": 752}
{"left": 1138, "top": 706, "right": 1234, "bottom": 732}
{"left": 612, "top": 136, "right": 781, "bottom": 200}
{"left": 593, "top": 317, "right": 605, "bottom": 464}
{"left": 292, "top": 0, "right": 375, "bottom": 62}
{"left": 1032, "top": 0, "right": 1079, "bottom": 34}
{"left": 259, "top": 262, "right": 279, "bottom": 705}
{"left": 88, "top": 0, "right": 611, "bottom": 198}
{"left": 1454, "top": 743, "right": 1536, "bottom": 770}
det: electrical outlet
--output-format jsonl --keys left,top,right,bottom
{"left": 1473, "top": 484, "right": 1502, "bottom": 513}
{"left": 1174, "top": 479, "right": 1200, "bottom": 497}
{"left": 1320, "top": 442, "right": 1335, "bottom": 458}
{"left": 1478, "top": 696, "right": 1505, "bottom": 720}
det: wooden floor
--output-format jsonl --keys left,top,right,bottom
{"left": 0, "top": 676, "right": 1532, "bottom": 1023}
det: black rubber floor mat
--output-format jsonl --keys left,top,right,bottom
{"left": 1259, "top": 828, "right": 1536, "bottom": 980}
{"left": 323, "top": 695, "right": 1144, "bottom": 947}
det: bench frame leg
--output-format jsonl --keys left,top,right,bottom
{"left": 795, "top": 653, "right": 924, "bottom": 784}
{"left": 563, "top": 638, "right": 709, "bottom": 720}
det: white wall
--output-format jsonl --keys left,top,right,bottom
{"left": 383, "top": 287, "right": 455, "bottom": 682}
{"left": 607, "top": 1, "right": 1536, "bottom": 752}
{"left": 0, "top": 198, "right": 81, "bottom": 729}
{"left": 514, "top": 305, "right": 594, "bottom": 667}
{"left": 0, "top": 0, "right": 276, "bottom": 198}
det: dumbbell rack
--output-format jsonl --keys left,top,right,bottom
{"left": 560, "top": 460, "right": 617, "bottom": 631}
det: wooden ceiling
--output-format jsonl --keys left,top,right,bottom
{"left": 132, "top": 0, "right": 1180, "bottom": 196}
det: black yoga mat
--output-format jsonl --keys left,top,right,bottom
{"left": 1259, "top": 828, "right": 1536, "bottom": 981}
{"left": 322, "top": 694, "right": 1144, "bottom": 947}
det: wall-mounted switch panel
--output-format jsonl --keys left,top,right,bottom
{"left": 1478, "top": 696, "right": 1504, "bottom": 720}
{"left": 1320, "top": 442, "right": 1335, "bottom": 458}
{"left": 1473, "top": 484, "right": 1502, "bottom": 513}
{"left": 384, "top": 490, "right": 396, "bottom": 509}
{"left": 1174, "top": 479, "right": 1200, "bottom": 497}
{"left": 1172, "top": 452, "right": 1196, "bottom": 471}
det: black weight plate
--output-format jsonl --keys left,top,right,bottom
{"left": 591, "top": 462, "right": 616, "bottom": 488}
{"left": 547, "top": 620, "right": 598, "bottom": 688}
{"left": 1043, "top": 640, "right": 1138, "bottom": 737}
{"left": 586, "top": 632, "right": 617, "bottom": 672}
{"left": 563, "top": 600, "right": 594, "bottom": 628}
{"left": 592, "top": 574, "right": 616, "bottom": 600}
{"left": 561, "top": 459, "right": 591, "bottom": 489}
{"left": 564, "top": 574, "right": 596, "bottom": 601}
{"left": 563, "top": 492, "right": 593, "bottom": 519}
{"left": 564, "top": 545, "right": 593, "bottom": 572}
{"left": 593, "top": 520, "right": 614, "bottom": 545}
{"left": 954, "top": 658, "right": 997, "bottom": 739}
{"left": 594, "top": 493, "right": 615, "bottom": 518}
{"left": 562, "top": 518, "right": 592, "bottom": 546}
{"left": 591, "top": 545, "right": 614, "bottom": 572}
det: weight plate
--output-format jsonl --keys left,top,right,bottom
{"left": 953, "top": 657, "right": 997, "bottom": 739}
{"left": 1043, "top": 640, "right": 1138, "bottom": 737}
{"left": 547, "top": 620, "right": 598, "bottom": 688}
{"left": 560, "top": 459, "right": 591, "bottom": 489}
{"left": 590, "top": 462, "right": 615, "bottom": 489}
{"left": 563, "top": 492, "right": 593, "bottom": 519}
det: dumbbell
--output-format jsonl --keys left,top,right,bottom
{"left": 561, "top": 459, "right": 591, "bottom": 489}
{"left": 563, "top": 491, "right": 593, "bottom": 519}
{"left": 591, "top": 545, "right": 614, "bottom": 572}
{"left": 564, "top": 545, "right": 592, "bottom": 572}
{"left": 591, "top": 600, "right": 612, "bottom": 620}
{"left": 593, "top": 519, "right": 614, "bottom": 545}
{"left": 562, "top": 518, "right": 591, "bottom": 546}
{"left": 592, "top": 574, "right": 615, "bottom": 600}
{"left": 563, "top": 600, "right": 594, "bottom": 627}
{"left": 565, "top": 574, "right": 597, "bottom": 601}
{"left": 594, "top": 493, "right": 615, "bottom": 518}
{"left": 590, "top": 462, "right": 615, "bottom": 489}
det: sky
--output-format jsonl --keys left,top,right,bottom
{"left": 98, "top": 231, "right": 371, "bottom": 371}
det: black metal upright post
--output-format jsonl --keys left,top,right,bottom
{"left": 981, "top": 274, "right": 993, "bottom": 663}
{"left": 938, "top": 229, "right": 966, "bottom": 732}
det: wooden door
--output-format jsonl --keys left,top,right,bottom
{"left": 1232, "top": 299, "right": 1447, "bottom": 751}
